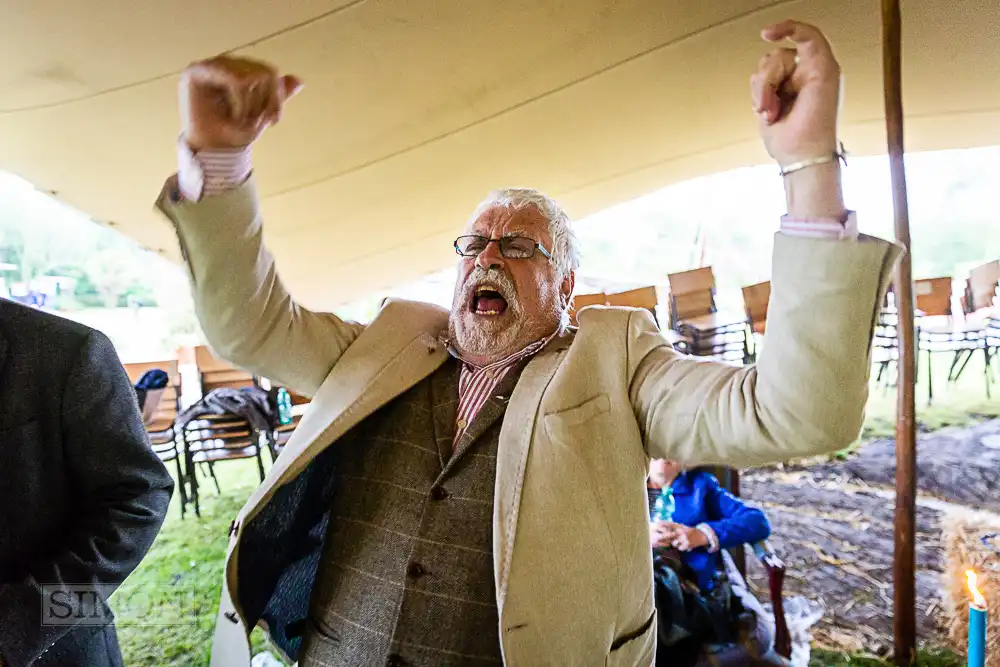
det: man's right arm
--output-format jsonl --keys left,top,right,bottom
{"left": 157, "top": 143, "right": 364, "bottom": 396}
{"left": 156, "top": 57, "right": 365, "bottom": 397}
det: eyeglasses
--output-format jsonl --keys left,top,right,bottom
{"left": 454, "top": 235, "right": 552, "bottom": 261}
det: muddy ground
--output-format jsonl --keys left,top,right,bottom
{"left": 738, "top": 419, "right": 1000, "bottom": 655}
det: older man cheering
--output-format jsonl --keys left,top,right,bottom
{"left": 157, "top": 20, "right": 899, "bottom": 667}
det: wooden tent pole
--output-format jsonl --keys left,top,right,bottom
{"left": 881, "top": 0, "right": 918, "bottom": 663}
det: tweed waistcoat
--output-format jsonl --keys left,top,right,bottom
{"left": 299, "top": 356, "right": 524, "bottom": 667}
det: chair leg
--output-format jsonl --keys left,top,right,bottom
{"left": 986, "top": 346, "right": 993, "bottom": 400}
{"left": 255, "top": 436, "right": 267, "bottom": 483}
{"left": 186, "top": 450, "right": 200, "bottom": 518}
{"left": 173, "top": 454, "right": 188, "bottom": 520}
{"left": 266, "top": 432, "right": 279, "bottom": 464}
{"left": 927, "top": 349, "right": 934, "bottom": 405}
{"left": 951, "top": 349, "right": 974, "bottom": 383}
{"left": 207, "top": 462, "right": 222, "bottom": 495}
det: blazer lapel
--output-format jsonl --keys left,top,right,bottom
{"left": 492, "top": 330, "right": 574, "bottom": 609}
{"left": 444, "top": 358, "right": 526, "bottom": 473}
{"left": 239, "top": 330, "right": 449, "bottom": 525}
{"left": 430, "top": 358, "right": 460, "bottom": 469}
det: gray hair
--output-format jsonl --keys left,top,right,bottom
{"left": 468, "top": 188, "right": 580, "bottom": 278}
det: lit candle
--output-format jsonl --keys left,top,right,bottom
{"left": 967, "top": 569, "right": 987, "bottom": 667}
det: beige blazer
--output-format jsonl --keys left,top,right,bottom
{"left": 157, "top": 177, "right": 901, "bottom": 666}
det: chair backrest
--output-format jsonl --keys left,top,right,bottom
{"left": 194, "top": 345, "right": 256, "bottom": 394}
{"left": 670, "top": 290, "right": 717, "bottom": 326}
{"left": 569, "top": 292, "right": 608, "bottom": 325}
{"left": 667, "top": 267, "right": 716, "bottom": 326}
{"left": 667, "top": 267, "right": 715, "bottom": 295}
{"left": 741, "top": 281, "right": 771, "bottom": 332}
{"left": 181, "top": 413, "right": 259, "bottom": 457}
{"left": 914, "top": 276, "right": 953, "bottom": 317}
{"left": 606, "top": 286, "right": 659, "bottom": 324}
{"left": 967, "top": 260, "right": 1000, "bottom": 312}
{"left": 123, "top": 360, "right": 181, "bottom": 431}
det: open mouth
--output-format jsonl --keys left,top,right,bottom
{"left": 471, "top": 286, "right": 509, "bottom": 316}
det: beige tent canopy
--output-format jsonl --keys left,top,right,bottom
{"left": 1, "top": 0, "right": 997, "bottom": 307}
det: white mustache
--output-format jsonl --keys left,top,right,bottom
{"left": 465, "top": 268, "right": 518, "bottom": 309}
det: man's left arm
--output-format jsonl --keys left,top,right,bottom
{"left": 629, "top": 21, "right": 902, "bottom": 469}
{"left": 0, "top": 331, "right": 174, "bottom": 667}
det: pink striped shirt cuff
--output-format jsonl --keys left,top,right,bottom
{"left": 177, "top": 139, "right": 253, "bottom": 202}
{"left": 779, "top": 211, "right": 858, "bottom": 240}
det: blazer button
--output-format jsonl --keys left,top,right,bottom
{"left": 387, "top": 653, "right": 408, "bottom": 667}
{"left": 430, "top": 486, "right": 449, "bottom": 501}
{"left": 406, "top": 562, "right": 426, "bottom": 579}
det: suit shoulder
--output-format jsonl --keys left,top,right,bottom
{"left": 575, "top": 305, "right": 659, "bottom": 335}
{"left": 575, "top": 305, "right": 637, "bottom": 328}
{"left": 0, "top": 299, "right": 95, "bottom": 348}
{"left": 375, "top": 298, "right": 450, "bottom": 331}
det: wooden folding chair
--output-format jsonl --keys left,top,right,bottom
{"left": 872, "top": 308, "right": 901, "bottom": 389}
{"left": 741, "top": 281, "right": 770, "bottom": 363}
{"left": 194, "top": 345, "right": 258, "bottom": 394}
{"left": 741, "top": 281, "right": 770, "bottom": 336}
{"left": 667, "top": 267, "right": 717, "bottom": 330}
{"left": 267, "top": 384, "right": 312, "bottom": 460}
{"left": 916, "top": 276, "right": 992, "bottom": 401}
{"left": 184, "top": 346, "right": 267, "bottom": 516}
{"left": 180, "top": 413, "right": 268, "bottom": 517}
{"left": 966, "top": 260, "right": 1000, "bottom": 315}
{"left": 124, "top": 360, "right": 190, "bottom": 517}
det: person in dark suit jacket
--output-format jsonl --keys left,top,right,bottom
{"left": 0, "top": 299, "right": 174, "bottom": 667}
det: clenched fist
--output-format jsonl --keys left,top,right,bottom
{"left": 179, "top": 55, "right": 303, "bottom": 152}
{"left": 751, "top": 20, "right": 842, "bottom": 166}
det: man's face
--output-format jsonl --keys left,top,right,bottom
{"left": 448, "top": 204, "right": 573, "bottom": 365}
{"left": 648, "top": 459, "right": 682, "bottom": 488}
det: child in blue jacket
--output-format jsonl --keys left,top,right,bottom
{"left": 648, "top": 459, "right": 771, "bottom": 593}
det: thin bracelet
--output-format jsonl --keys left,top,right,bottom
{"left": 779, "top": 142, "right": 848, "bottom": 177}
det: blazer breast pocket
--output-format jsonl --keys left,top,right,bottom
{"left": 543, "top": 393, "right": 611, "bottom": 433}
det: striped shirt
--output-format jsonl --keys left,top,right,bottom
{"left": 175, "top": 141, "right": 859, "bottom": 434}
{"left": 452, "top": 335, "right": 553, "bottom": 448}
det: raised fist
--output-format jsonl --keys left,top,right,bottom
{"left": 179, "top": 55, "right": 303, "bottom": 152}
{"left": 751, "top": 20, "right": 842, "bottom": 166}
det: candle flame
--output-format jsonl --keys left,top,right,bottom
{"left": 966, "top": 569, "right": 987, "bottom": 609}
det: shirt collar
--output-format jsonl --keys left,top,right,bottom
{"left": 441, "top": 327, "right": 562, "bottom": 372}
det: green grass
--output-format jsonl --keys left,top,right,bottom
{"left": 113, "top": 460, "right": 283, "bottom": 666}
{"left": 860, "top": 350, "right": 999, "bottom": 441}
{"left": 111, "top": 352, "right": 999, "bottom": 664}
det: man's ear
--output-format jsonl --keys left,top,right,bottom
{"left": 560, "top": 271, "right": 576, "bottom": 308}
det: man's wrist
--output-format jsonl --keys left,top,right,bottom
{"left": 176, "top": 137, "right": 253, "bottom": 202}
{"left": 782, "top": 161, "right": 847, "bottom": 221}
